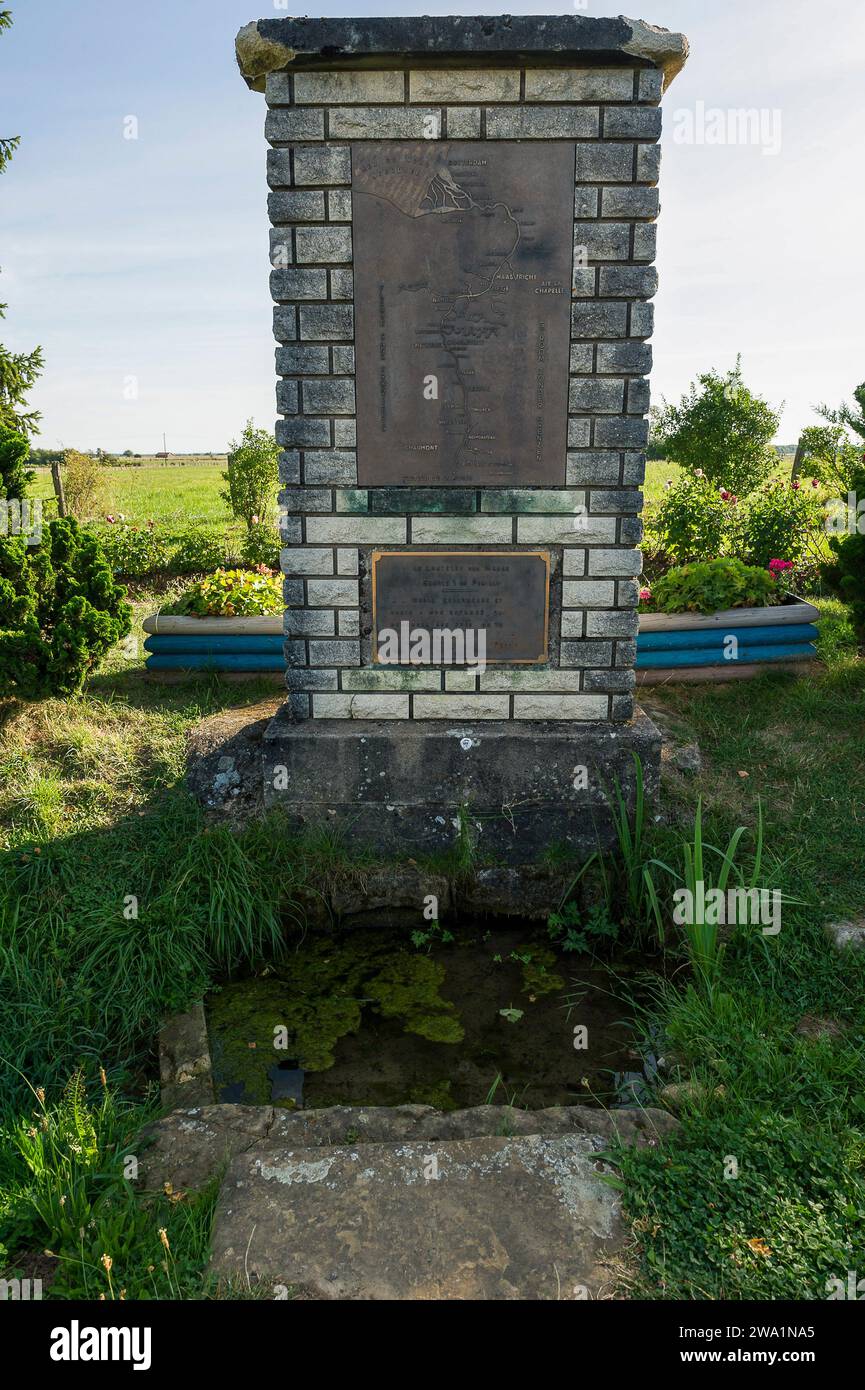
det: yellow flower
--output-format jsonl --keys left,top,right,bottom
{"left": 746, "top": 1238, "right": 771, "bottom": 1257}
{"left": 101, "top": 1254, "right": 113, "bottom": 1273}
{"left": 158, "top": 1228, "right": 170, "bottom": 1252}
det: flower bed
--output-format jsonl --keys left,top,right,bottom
{"left": 636, "top": 595, "right": 820, "bottom": 685}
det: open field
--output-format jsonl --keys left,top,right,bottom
{"left": 31, "top": 462, "right": 232, "bottom": 526}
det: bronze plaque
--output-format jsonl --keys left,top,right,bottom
{"left": 372, "top": 551, "right": 550, "bottom": 664}
{"left": 353, "top": 142, "right": 575, "bottom": 486}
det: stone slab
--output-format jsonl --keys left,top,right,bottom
{"left": 262, "top": 710, "right": 661, "bottom": 860}
{"left": 236, "top": 16, "right": 689, "bottom": 92}
{"left": 210, "top": 1132, "right": 626, "bottom": 1299}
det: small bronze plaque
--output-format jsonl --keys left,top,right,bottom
{"left": 353, "top": 142, "right": 575, "bottom": 487}
{"left": 372, "top": 551, "right": 550, "bottom": 664}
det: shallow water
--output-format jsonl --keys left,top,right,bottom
{"left": 206, "top": 922, "right": 651, "bottom": 1111}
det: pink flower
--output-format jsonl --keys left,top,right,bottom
{"left": 811, "top": 479, "right": 819, "bottom": 487}
{"left": 769, "top": 558, "right": 793, "bottom": 575}
{"left": 639, "top": 586, "right": 652, "bottom": 603}
{"left": 792, "top": 481, "right": 801, "bottom": 490}
{"left": 720, "top": 489, "right": 731, "bottom": 501}
{"left": 106, "top": 514, "right": 115, "bottom": 524}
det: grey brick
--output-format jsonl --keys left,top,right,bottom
{"left": 598, "top": 265, "right": 658, "bottom": 299}
{"left": 284, "top": 609, "right": 335, "bottom": 637}
{"left": 574, "top": 143, "right": 635, "bottom": 182}
{"left": 337, "top": 549, "right": 359, "bottom": 576}
{"left": 622, "top": 452, "right": 646, "bottom": 485}
{"left": 585, "top": 611, "right": 641, "bottom": 641}
{"left": 517, "top": 515, "right": 615, "bottom": 545}
{"left": 270, "top": 268, "right": 327, "bottom": 301}
{"left": 268, "top": 232, "right": 292, "bottom": 268}
{"left": 286, "top": 693, "right": 310, "bottom": 720}
{"left": 601, "top": 185, "right": 659, "bottom": 219}
{"left": 560, "top": 640, "right": 614, "bottom": 668}
{"left": 618, "top": 579, "right": 640, "bottom": 607}
{"left": 268, "top": 190, "right": 326, "bottom": 223}
{"left": 525, "top": 68, "right": 634, "bottom": 102}
{"left": 279, "top": 487, "right": 332, "bottom": 513}
{"left": 279, "top": 516, "right": 301, "bottom": 544}
{"left": 283, "top": 640, "right": 307, "bottom": 667}
{"left": 612, "top": 694, "right": 635, "bottom": 721}
{"left": 482, "top": 489, "right": 585, "bottom": 514}
{"left": 276, "top": 417, "right": 330, "bottom": 448}
{"left": 285, "top": 668, "right": 339, "bottom": 692}
{"left": 295, "top": 225, "right": 352, "bottom": 264}
{"left": 602, "top": 106, "right": 662, "bottom": 139}
{"left": 331, "top": 346, "right": 355, "bottom": 374}
{"left": 282, "top": 579, "right": 304, "bottom": 605}
{"left": 275, "top": 380, "right": 298, "bottom": 413}
{"left": 333, "top": 419, "right": 357, "bottom": 448}
{"left": 513, "top": 694, "right": 607, "bottom": 721}
{"left": 327, "top": 190, "right": 353, "bottom": 221}
{"left": 266, "top": 149, "right": 292, "bottom": 188}
{"left": 560, "top": 611, "right": 585, "bottom": 638}
{"left": 280, "top": 547, "right": 333, "bottom": 575}
{"left": 328, "top": 108, "right": 439, "bottom": 139}
{"left": 593, "top": 417, "right": 649, "bottom": 448}
{"left": 308, "top": 639, "right": 360, "bottom": 666}
{"left": 615, "top": 640, "right": 638, "bottom": 668}
{"left": 569, "top": 344, "right": 594, "bottom": 374}
{"left": 597, "top": 341, "right": 653, "bottom": 374}
{"left": 620, "top": 515, "right": 644, "bottom": 544}
{"left": 563, "top": 549, "right": 587, "bottom": 576}
{"left": 571, "top": 301, "right": 628, "bottom": 339}
{"left": 307, "top": 578, "right": 359, "bottom": 606}
{"left": 299, "top": 304, "right": 353, "bottom": 340}
{"left": 584, "top": 668, "right": 636, "bottom": 692}
{"left": 627, "top": 378, "right": 651, "bottom": 414}
{"left": 633, "top": 223, "right": 657, "bottom": 262}
{"left": 334, "top": 488, "right": 369, "bottom": 514}
{"left": 329, "top": 269, "right": 353, "bottom": 300}
{"left": 569, "top": 378, "right": 624, "bottom": 413}
{"left": 294, "top": 70, "right": 404, "bottom": 104}
{"left": 301, "top": 377, "right": 355, "bottom": 414}
{"left": 638, "top": 69, "right": 664, "bottom": 102}
{"left": 566, "top": 451, "right": 620, "bottom": 486}
{"left": 276, "top": 344, "right": 330, "bottom": 374}
{"left": 629, "top": 302, "right": 655, "bottom": 338}
{"left": 562, "top": 580, "right": 615, "bottom": 607}
{"left": 572, "top": 265, "right": 597, "bottom": 298}
{"left": 590, "top": 488, "right": 643, "bottom": 514}
{"left": 567, "top": 418, "right": 591, "bottom": 448}
{"left": 574, "top": 222, "right": 630, "bottom": 262}
{"left": 446, "top": 107, "right": 481, "bottom": 138}
{"left": 293, "top": 146, "right": 351, "bottom": 186}
{"left": 272, "top": 306, "right": 296, "bottom": 342}
{"left": 636, "top": 144, "right": 662, "bottom": 184}
{"left": 587, "top": 548, "right": 642, "bottom": 577}
{"left": 338, "top": 611, "right": 360, "bottom": 636}
{"left": 487, "top": 107, "right": 599, "bottom": 138}
{"left": 303, "top": 450, "right": 357, "bottom": 484}
{"left": 265, "top": 108, "right": 325, "bottom": 143}
{"left": 278, "top": 450, "right": 300, "bottom": 484}
{"left": 411, "top": 69, "right": 520, "bottom": 102}
{"left": 574, "top": 186, "right": 600, "bottom": 219}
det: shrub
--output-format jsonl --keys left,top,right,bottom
{"left": 824, "top": 461, "right": 865, "bottom": 639}
{"left": 652, "top": 473, "right": 733, "bottom": 563}
{"left": 169, "top": 526, "right": 229, "bottom": 575}
{"left": 240, "top": 517, "right": 281, "bottom": 571}
{"left": 0, "top": 517, "right": 132, "bottom": 697}
{"left": 652, "top": 358, "right": 779, "bottom": 496}
{"left": 736, "top": 479, "right": 824, "bottom": 569}
{"left": 649, "top": 558, "right": 778, "bottom": 614}
{"left": 170, "top": 567, "right": 282, "bottom": 618}
{"left": 221, "top": 420, "right": 279, "bottom": 531}
{"left": 61, "top": 449, "right": 105, "bottom": 520}
{"left": 0, "top": 424, "right": 33, "bottom": 502}
{"left": 92, "top": 521, "right": 170, "bottom": 578}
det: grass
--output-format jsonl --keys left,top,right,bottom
{"left": 1, "top": 453, "right": 864, "bottom": 1298}
{"left": 31, "top": 462, "right": 231, "bottom": 526}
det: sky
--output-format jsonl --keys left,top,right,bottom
{"left": 1, "top": 0, "right": 863, "bottom": 453}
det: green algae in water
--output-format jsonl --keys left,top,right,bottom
{"left": 207, "top": 931, "right": 463, "bottom": 1104}
{"left": 206, "top": 924, "right": 646, "bottom": 1110}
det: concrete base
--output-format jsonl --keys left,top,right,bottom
{"left": 262, "top": 711, "right": 661, "bottom": 864}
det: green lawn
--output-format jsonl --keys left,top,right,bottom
{"left": 31, "top": 463, "right": 231, "bottom": 527}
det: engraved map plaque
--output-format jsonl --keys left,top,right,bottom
{"left": 372, "top": 551, "right": 550, "bottom": 664}
{"left": 353, "top": 142, "right": 575, "bottom": 487}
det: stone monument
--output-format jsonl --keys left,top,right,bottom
{"left": 236, "top": 14, "right": 688, "bottom": 865}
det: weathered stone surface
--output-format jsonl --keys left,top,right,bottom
{"left": 236, "top": 16, "right": 689, "bottom": 93}
{"left": 330, "top": 865, "right": 451, "bottom": 921}
{"left": 463, "top": 866, "right": 574, "bottom": 921}
{"left": 662, "top": 741, "right": 703, "bottom": 774}
{"left": 261, "top": 711, "right": 662, "bottom": 862}
{"left": 158, "top": 1004, "right": 214, "bottom": 1112}
{"left": 211, "top": 1132, "right": 625, "bottom": 1299}
{"left": 140, "top": 1100, "right": 677, "bottom": 1193}
{"left": 824, "top": 919, "right": 865, "bottom": 952}
{"left": 185, "top": 697, "right": 281, "bottom": 823}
